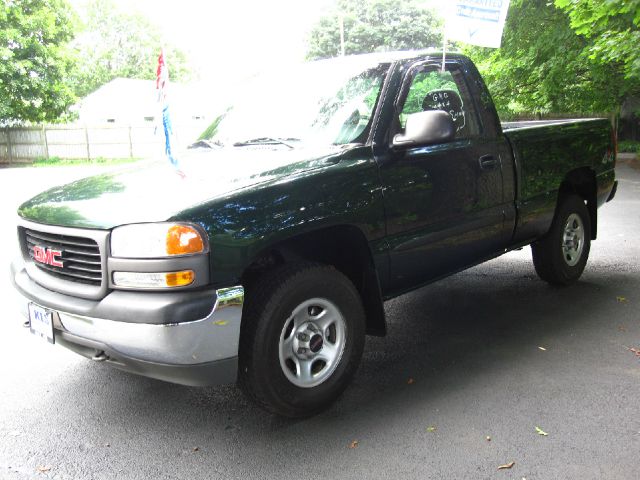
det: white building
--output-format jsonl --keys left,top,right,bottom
{"left": 76, "top": 78, "right": 216, "bottom": 142}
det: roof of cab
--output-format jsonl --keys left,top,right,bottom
{"left": 311, "top": 50, "right": 467, "bottom": 66}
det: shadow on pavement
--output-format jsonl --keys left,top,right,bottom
{"left": 48, "top": 255, "right": 632, "bottom": 440}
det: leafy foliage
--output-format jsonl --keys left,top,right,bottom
{"left": 555, "top": 0, "right": 640, "bottom": 80}
{"left": 0, "top": 0, "right": 77, "bottom": 123}
{"left": 71, "top": 0, "right": 191, "bottom": 97}
{"left": 402, "top": 71, "right": 456, "bottom": 117}
{"left": 307, "top": 0, "right": 442, "bottom": 60}
{"left": 618, "top": 140, "right": 640, "bottom": 153}
{"left": 463, "top": 0, "right": 638, "bottom": 118}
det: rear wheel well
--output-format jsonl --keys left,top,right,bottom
{"left": 241, "top": 225, "right": 386, "bottom": 336}
{"left": 558, "top": 168, "right": 597, "bottom": 239}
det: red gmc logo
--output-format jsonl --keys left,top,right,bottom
{"left": 33, "top": 246, "right": 64, "bottom": 268}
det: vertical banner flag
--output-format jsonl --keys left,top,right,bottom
{"left": 156, "top": 50, "right": 183, "bottom": 175}
{"left": 446, "top": 0, "right": 511, "bottom": 48}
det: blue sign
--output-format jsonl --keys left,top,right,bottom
{"left": 446, "top": 0, "right": 511, "bottom": 48}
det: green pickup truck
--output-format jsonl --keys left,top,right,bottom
{"left": 11, "top": 52, "right": 617, "bottom": 417}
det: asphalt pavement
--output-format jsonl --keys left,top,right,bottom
{"left": 0, "top": 161, "right": 639, "bottom": 479}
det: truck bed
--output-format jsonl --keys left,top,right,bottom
{"left": 501, "top": 117, "right": 615, "bottom": 244}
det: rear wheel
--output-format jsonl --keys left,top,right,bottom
{"left": 531, "top": 194, "right": 591, "bottom": 285}
{"left": 239, "top": 262, "right": 366, "bottom": 417}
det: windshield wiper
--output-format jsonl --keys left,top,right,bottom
{"left": 188, "top": 139, "right": 224, "bottom": 149}
{"left": 233, "top": 137, "right": 298, "bottom": 149}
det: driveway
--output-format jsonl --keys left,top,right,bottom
{"left": 1, "top": 161, "right": 638, "bottom": 479}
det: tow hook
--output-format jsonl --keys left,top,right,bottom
{"left": 92, "top": 351, "right": 109, "bottom": 362}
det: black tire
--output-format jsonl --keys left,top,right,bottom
{"left": 531, "top": 194, "right": 591, "bottom": 285}
{"left": 238, "top": 262, "right": 366, "bottom": 417}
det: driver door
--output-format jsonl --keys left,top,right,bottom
{"left": 379, "top": 61, "right": 508, "bottom": 294}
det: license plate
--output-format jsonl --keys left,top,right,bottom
{"left": 28, "top": 303, "right": 54, "bottom": 344}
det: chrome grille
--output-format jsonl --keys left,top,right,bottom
{"left": 25, "top": 229, "right": 102, "bottom": 286}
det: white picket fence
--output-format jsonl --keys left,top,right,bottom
{"left": 0, "top": 123, "right": 203, "bottom": 164}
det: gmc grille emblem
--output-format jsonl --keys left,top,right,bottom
{"left": 33, "top": 246, "right": 64, "bottom": 268}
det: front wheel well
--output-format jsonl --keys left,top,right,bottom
{"left": 241, "top": 225, "right": 386, "bottom": 336}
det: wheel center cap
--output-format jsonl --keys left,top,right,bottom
{"left": 309, "top": 334, "right": 323, "bottom": 353}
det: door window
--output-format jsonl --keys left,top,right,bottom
{"left": 399, "top": 65, "right": 480, "bottom": 139}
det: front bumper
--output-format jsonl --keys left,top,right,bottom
{"left": 11, "top": 257, "right": 244, "bottom": 387}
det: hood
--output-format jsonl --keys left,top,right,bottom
{"left": 18, "top": 145, "right": 344, "bottom": 229}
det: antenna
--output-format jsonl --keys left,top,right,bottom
{"left": 441, "top": 32, "right": 447, "bottom": 72}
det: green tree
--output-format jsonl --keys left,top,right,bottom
{"left": 463, "top": 0, "right": 636, "bottom": 118}
{"left": 307, "top": 0, "right": 442, "bottom": 60}
{"left": 71, "top": 0, "right": 191, "bottom": 97}
{"left": 0, "top": 0, "right": 77, "bottom": 123}
{"left": 556, "top": 0, "right": 640, "bottom": 80}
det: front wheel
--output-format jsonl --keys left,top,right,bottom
{"left": 239, "top": 263, "right": 366, "bottom": 417}
{"left": 531, "top": 194, "right": 591, "bottom": 285}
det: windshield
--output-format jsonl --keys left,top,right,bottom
{"left": 197, "top": 58, "right": 390, "bottom": 147}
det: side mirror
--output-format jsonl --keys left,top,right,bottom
{"left": 392, "top": 110, "right": 455, "bottom": 148}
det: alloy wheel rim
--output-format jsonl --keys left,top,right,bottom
{"left": 562, "top": 213, "right": 584, "bottom": 267}
{"left": 278, "top": 298, "right": 347, "bottom": 388}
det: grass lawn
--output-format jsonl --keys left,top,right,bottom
{"left": 30, "top": 156, "right": 143, "bottom": 167}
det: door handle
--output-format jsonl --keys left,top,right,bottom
{"left": 479, "top": 154, "right": 498, "bottom": 170}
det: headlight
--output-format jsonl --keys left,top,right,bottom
{"left": 110, "top": 223, "right": 207, "bottom": 258}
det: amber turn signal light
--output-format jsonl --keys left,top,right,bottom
{"left": 113, "top": 270, "right": 195, "bottom": 288}
{"left": 166, "top": 225, "right": 204, "bottom": 255}
{"left": 165, "top": 270, "right": 195, "bottom": 287}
